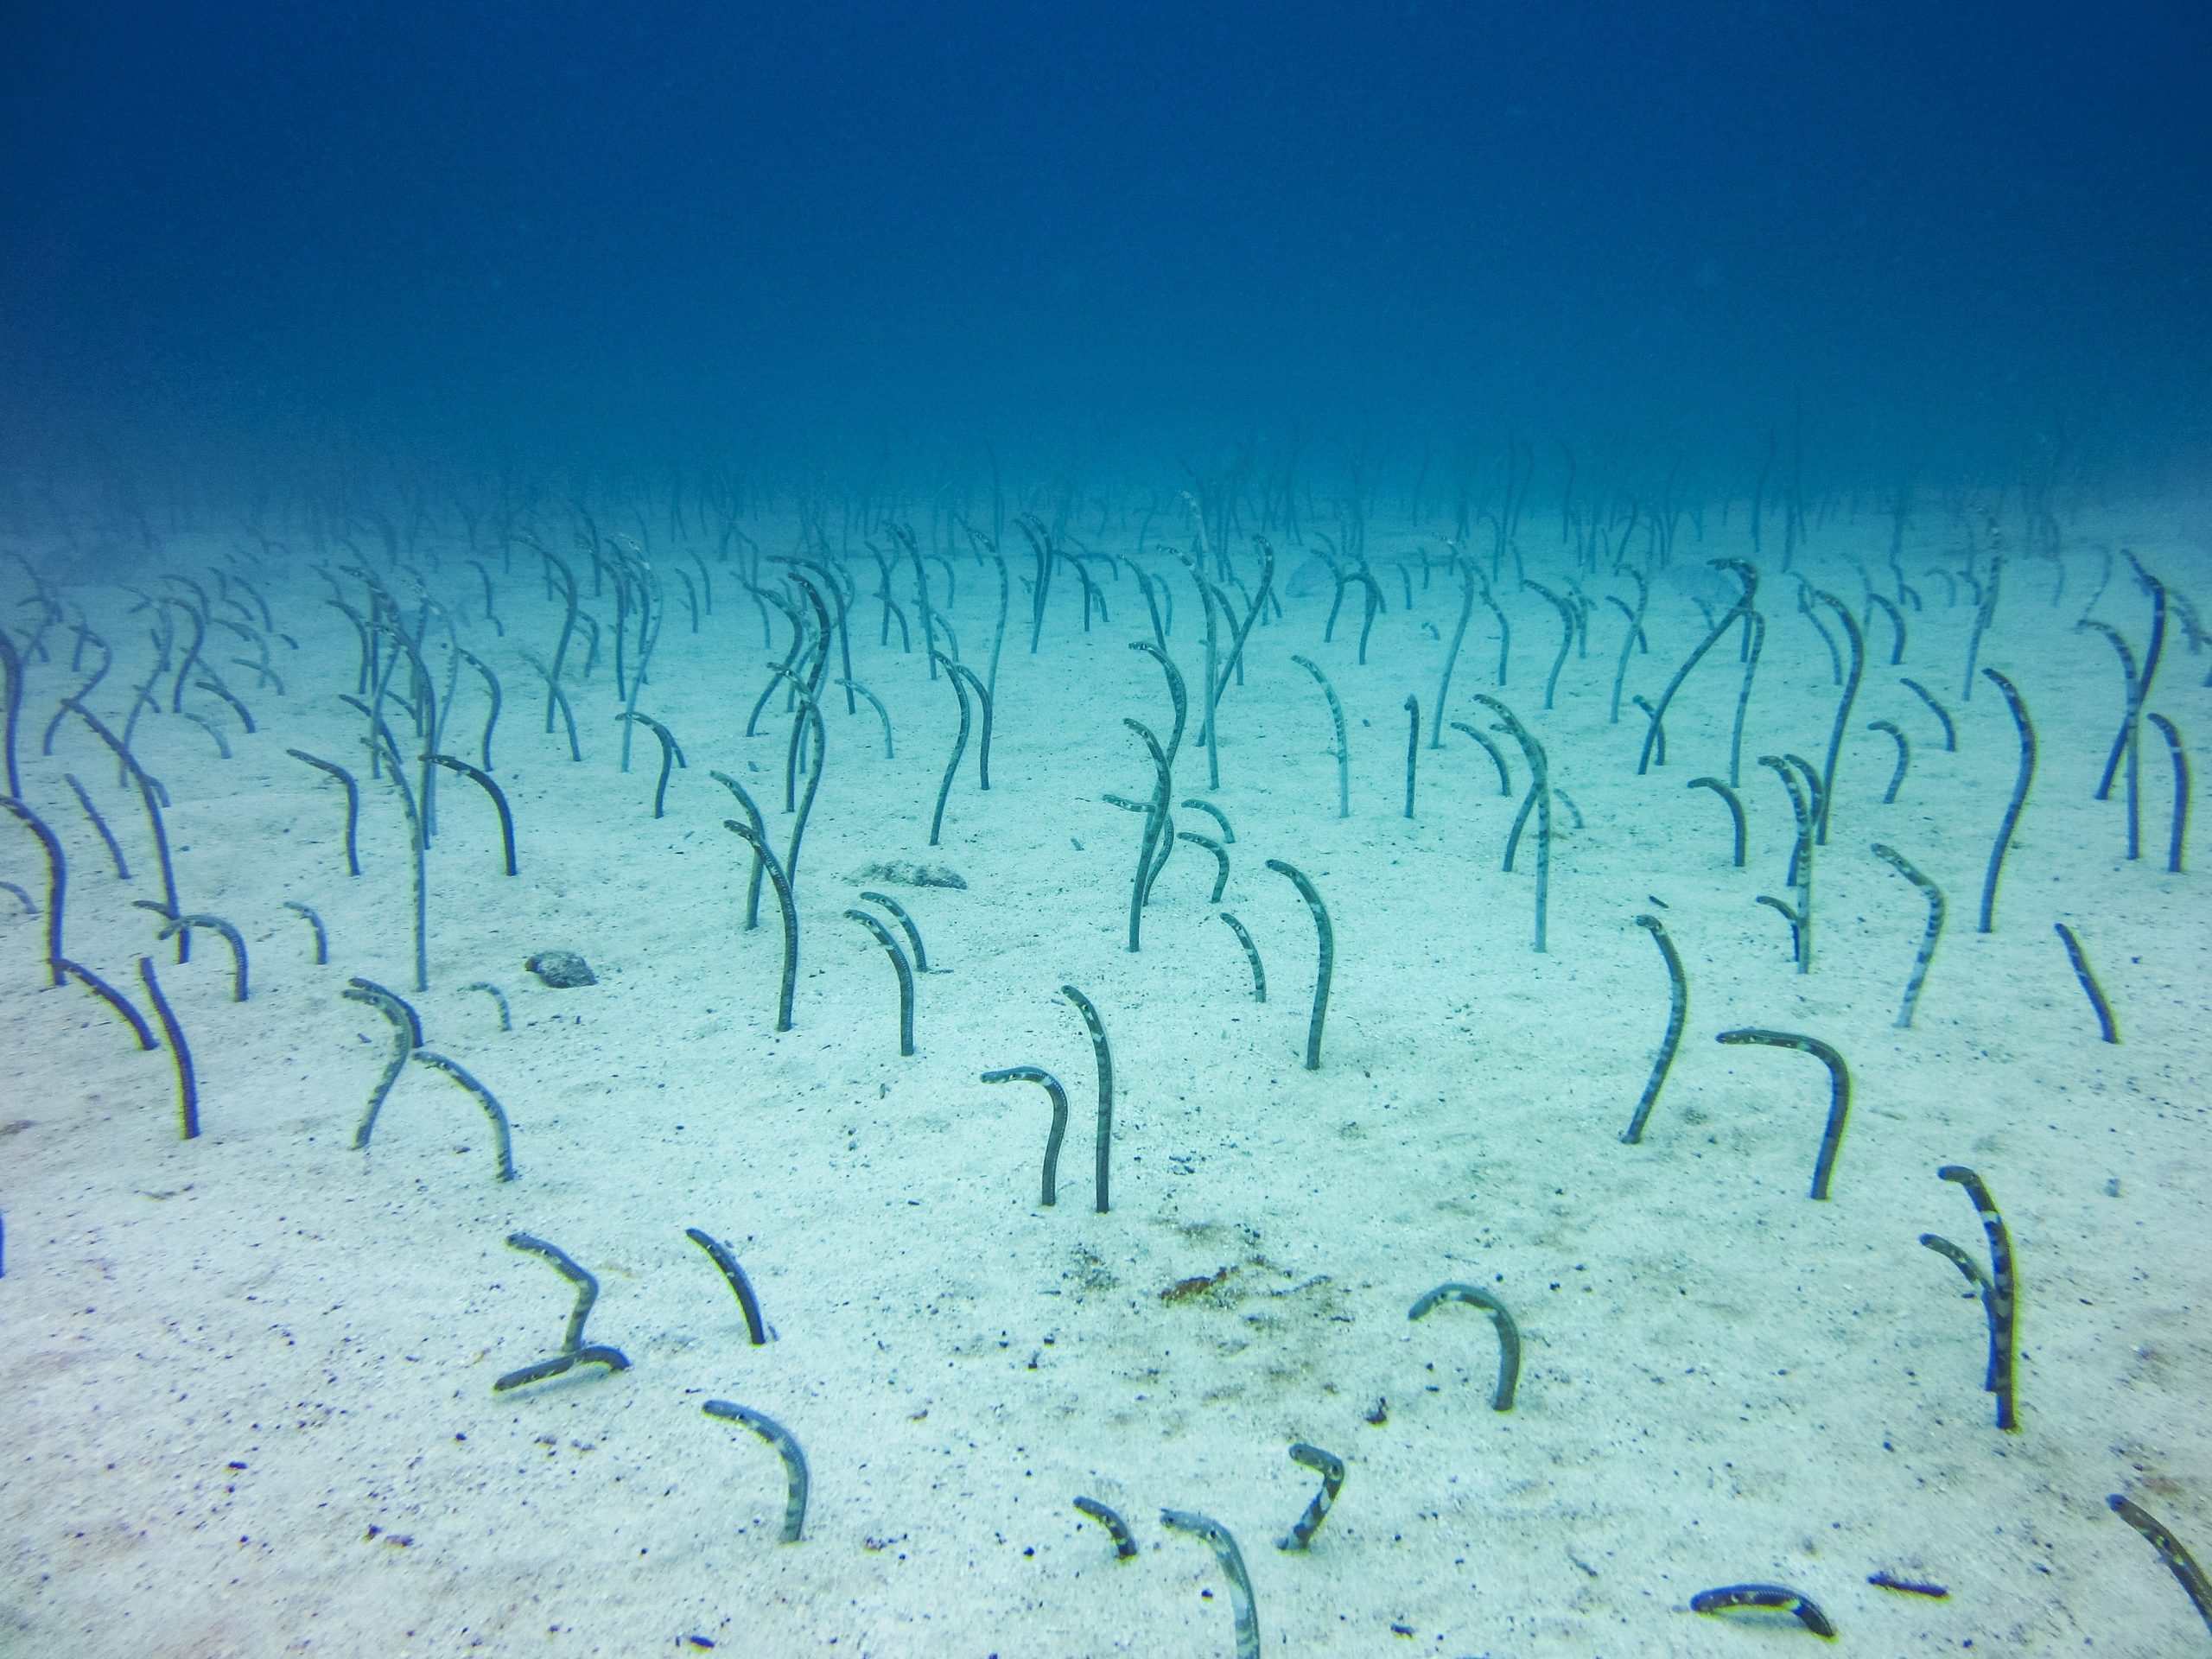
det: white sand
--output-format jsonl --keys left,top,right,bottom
{"left": 3, "top": 501, "right": 2209, "bottom": 1656}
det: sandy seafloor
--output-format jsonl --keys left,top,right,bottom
{"left": 2, "top": 502, "right": 2209, "bottom": 1658}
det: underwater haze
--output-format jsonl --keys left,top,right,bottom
{"left": 3, "top": 3, "right": 2212, "bottom": 1657}
{"left": 4, "top": 0, "right": 2211, "bottom": 458}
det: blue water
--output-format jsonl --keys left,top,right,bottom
{"left": 4, "top": 1, "right": 2208, "bottom": 462}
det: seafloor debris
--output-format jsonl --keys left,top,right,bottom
{"left": 849, "top": 860, "right": 966, "bottom": 890}
{"left": 525, "top": 950, "right": 596, "bottom": 988}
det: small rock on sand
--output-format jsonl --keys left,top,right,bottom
{"left": 849, "top": 861, "right": 967, "bottom": 891}
{"left": 525, "top": 950, "right": 596, "bottom": 988}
